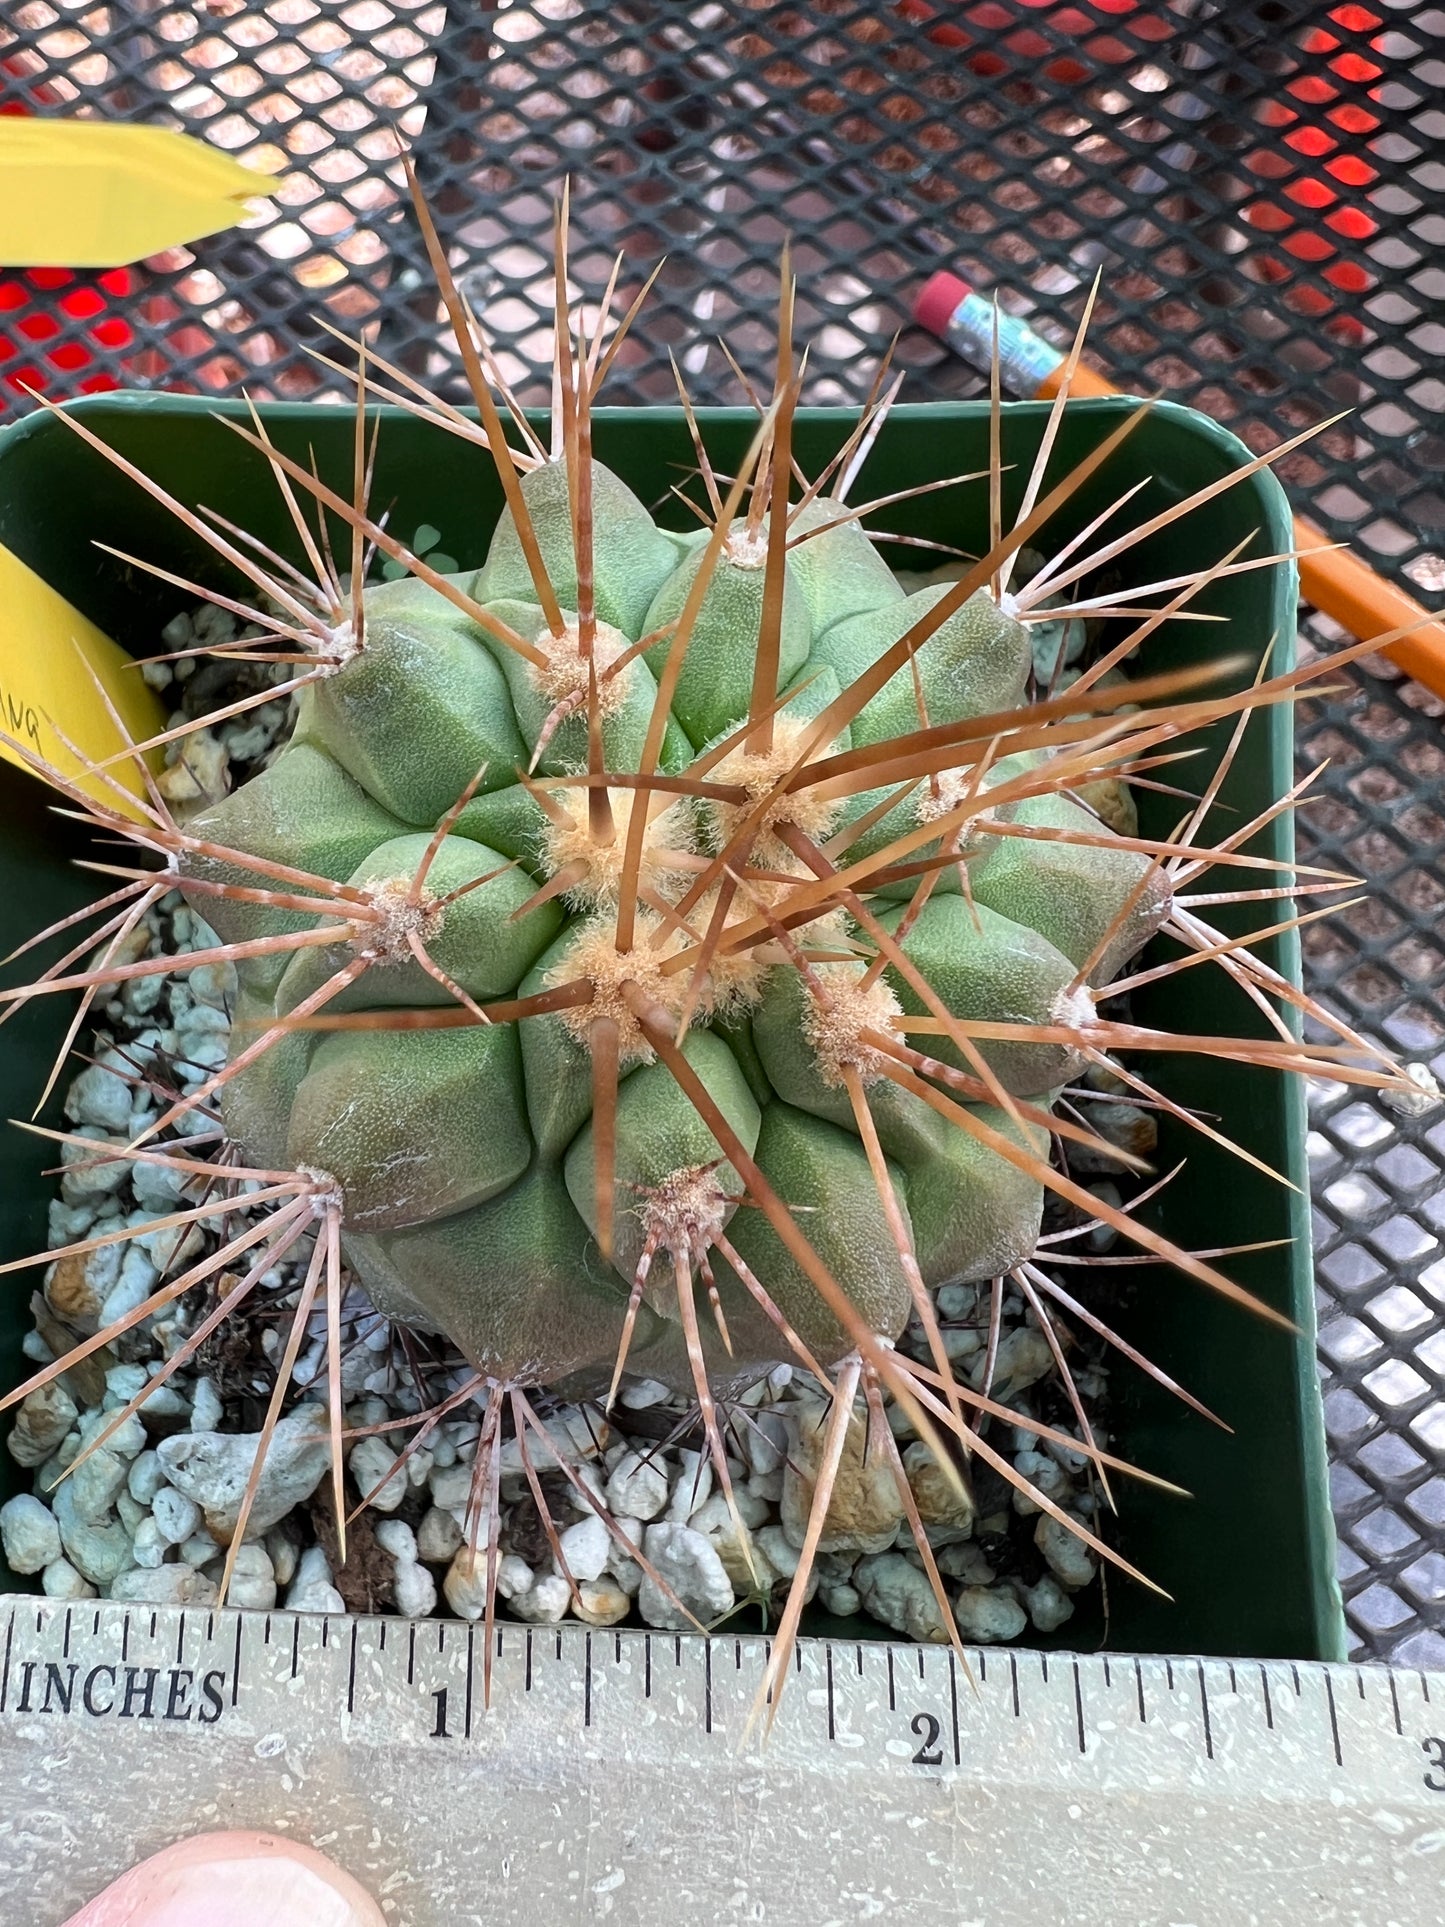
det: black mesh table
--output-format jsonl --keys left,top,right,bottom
{"left": 2, "top": 0, "right": 1441, "bottom": 1664}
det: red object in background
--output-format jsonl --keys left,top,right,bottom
{"left": 898, "top": 0, "right": 1382, "bottom": 341}
{"left": 0, "top": 266, "right": 140, "bottom": 402}
{"left": 895, "top": 0, "right": 1169, "bottom": 87}
{"left": 1, "top": 55, "right": 142, "bottom": 402}
{"left": 1240, "top": 3, "right": 1383, "bottom": 334}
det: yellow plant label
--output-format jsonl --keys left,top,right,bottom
{"left": 0, "top": 544, "right": 167, "bottom": 820}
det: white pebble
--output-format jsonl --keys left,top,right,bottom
{"left": 42, "top": 1557, "right": 97, "bottom": 1600}
{"left": 1020, "top": 1575, "right": 1075, "bottom": 1633}
{"left": 1035, "top": 1513, "right": 1098, "bottom": 1589}
{"left": 556, "top": 1512, "right": 609, "bottom": 1583}
{"left": 130, "top": 1517, "right": 167, "bottom": 1569}
{"left": 158, "top": 1404, "right": 331, "bottom": 1540}
{"left": 373, "top": 1517, "right": 418, "bottom": 1564}
{"left": 444, "top": 1549, "right": 494, "bottom": 1620}
{"left": 510, "top": 1573, "right": 571, "bottom": 1624}
{"left": 617, "top": 1378, "right": 669, "bottom": 1410}
{"left": 604, "top": 1450, "right": 670, "bottom": 1522}
{"left": 394, "top": 1561, "right": 437, "bottom": 1618}
{"left": 127, "top": 1451, "right": 166, "bottom": 1505}
{"left": 349, "top": 1435, "right": 409, "bottom": 1513}
{"left": 0, "top": 1494, "right": 62, "bottom": 1574}
{"left": 112, "top": 1566, "right": 219, "bottom": 1608}
{"left": 228, "top": 1542, "right": 277, "bottom": 1611}
{"left": 190, "top": 1377, "right": 224, "bottom": 1433}
{"left": 954, "top": 1585, "right": 1027, "bottom": 1643}
{"left": 416, "top": 1508, "right": 463, "bottom": 1564}
{"left": 152, "top": 1485, "right": 201, "bottom": 1545}
{"left": 638, "top": 1523, "right": 735, "bottom": 1630}
{"left": 819, "top": 1582, "right": 861, "bottom": 1618}
{"left": 665, "top": 1449, "right": 712, "bottom": 1523}
{"left": 854, "top": 1553, "right": 949, "bottom": 1644}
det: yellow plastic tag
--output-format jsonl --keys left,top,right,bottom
{"left": 0, "top": 120, "right": 264, "bottom": 268}
{"left": 0, "top": 544, "right": 167, "bottom": 820}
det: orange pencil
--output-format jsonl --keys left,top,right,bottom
{"left": 915, "top": 271, "right": 1445, "bottom": 700}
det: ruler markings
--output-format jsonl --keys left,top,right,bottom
{"left": 231, "top": 1615, "right": 242, "bottom": 1705}
{"left": 1421, "top": 1674, "right": 1431, "bottom": 1704}
{"left": 378, "top": 1621, "right": 386, "bottom": 1653}
{"left": 527, "top": 1629, "right": 535, "bottom": 1694}
{"left": 465, "top": 1625, "right": 475, "bottom": 1739}
{"left": 1073, "top": 1659, "right": 1088, "bottom": 1757}
{"left": 120, "top": 1612, "right": 129, "bottom": 1662}
{"left": 1357, "top": 1672, "right": 1367, "bottom": 1700}
{"left": 1040, "top": 1652, "right": 1050, "bottom": 1685}
{"left": 1325, "top": 1672, "right": 1343, "bottom": 1767}
{"left": 0, "top": 1606, "right": 14, "bottom": 1712}
{"left": 1260, "top": 1665, "right": 1274, "bottom": 1730}
{"left": 1010, "top": 1651, "right": 1020, "bottom": 1719}
{"left": 1102, "top": 1655, "right": 1111, "bottom": 1688}
{"left": 886, "top": 1648, "right": 896, "bottom": 1711}
{"left": 1389, "top": 1671, "right": 1402, "bottom": 1735}
{"left": 1164, "top": 1658, "right": 1174, "bottom": 1690}
{"left": 949, "top": 1650, "right": 962, "bottom": 1765}
{"left": 1291, "top": 1663, "right": 1302, "bottom": 1695}
{"left": 406, "top": 1623, "right": 415, "bottom": 1684}
{"left": 824, "top": 1643, "right": 835, "bottom": 1742}
{"left": 264, "top": 1615, "right": 272, "bottom": 1647}
{"left": 290, "top": 1619, "right": 299, "bottom": 1679}
{"left": 346, "top": 1622, "right": 358, "bottom": 1716}
{"left": 1198, "top": 1663, "right": 1213, "bottom": 1761}
{"left": 1227, "top": 1663, "right": 1236, "bottom": 1694}
{"left": 174, "top": 1613, "right": 185, "bottom": 1667}
{"left": 584, "top": 1632, "right": 593, "bottom": 1730}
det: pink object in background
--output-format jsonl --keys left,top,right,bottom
{"left": 61, "top": 1832, "right": 385, "bottom": 1927}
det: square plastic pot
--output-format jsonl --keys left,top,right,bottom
{"left": 0, "top": 392, "right": 1340, "bottom": 1660}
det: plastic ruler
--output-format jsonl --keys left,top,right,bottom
{"left": 1, "top": 1595, "right": 1442, "bottom": 1924}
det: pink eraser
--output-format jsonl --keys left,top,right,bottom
{"left": 913, "top": 270, "right": 972, "bottom": 339}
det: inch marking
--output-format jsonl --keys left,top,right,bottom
{"left": 705, "top": 1639, "right": 713, "bottom": 1736}
{"left": 1135, "top": 1658, "right": 1147, "bottom": 1724}
{"left": 886, "top": 1649, "right": 896, "bottom": 1713}
{"left": 465, "top": 1626, "right": 475, "bottom": 1739}
{"left": 231, "top": 1616, "right": 242, "bottom": 1707}
{"left": 290, "top": 1620, "right": 300, "bottom": 1681}
{"left": 0, "top": 1608, "right": 15, "bottom": 1712}
{"left": 121, "top": 1612, "right": 131, "bottom": 1663}
{"left": 175, "top": 1614, "right": 186, "bottom": 1667}
{"left": 1389, "top": 1672, "right": 1403, "bottom": 1736}
{"left": 407, "top": 1624, "right": 416, "bottom": 1686}
{"left": 1260, "top": 1665, "right": 1274, "bottom": 1731}
{"left": 1073, "top": 1660, "right": 1087, "bottom": 1756}
{"left": 1198, "top": 1664, "right": 1213, "bottom": 1761}
{"left": 1009, "top": 1652, "right": 1020, "bottom": 1720}
{"left": 1325, "top": 1673, "right": 1343, "bottom": 1768}
{"left": 948, "top": 1651, "right": 962, "bottom": 1766}
{"left": 62, "top": 1610, "right": 72, "bottom": 1660}
{"left": 525, "top": 1630, "right": 534, "bottom": 1694}
{"left": 264, "top": 1616, "right": 273, "bottom": 1647}
{"left": 825, "top": 1644, "right": 835, "bottom": 1742}
{"left": 347, "top": 1623, "right": 358, "bottom": 1716}
{"left": 584, "top": 1633, "right": 593, "bottom": 1730}
{"left": 643, "top": 1634, "right": 650, "bottom": 1700}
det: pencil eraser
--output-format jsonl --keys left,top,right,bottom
{"left": 913, "top": 271, "right": 972, "bottom": 339}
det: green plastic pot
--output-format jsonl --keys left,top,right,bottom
{"left": 0, "top": 392, "right": 1339, "bottom": 1661}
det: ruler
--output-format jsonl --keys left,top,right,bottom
{"left": 1, "top": 1597, "right": 1442, "bottom": 1925}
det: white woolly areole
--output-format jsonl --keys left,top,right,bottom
{"left": 530, "top": 614, "right": 632, "bottom": 715}
{"left": 706, "top": 712, "right": 843, "bottom": 866}
{"left": 1051, "top": 984, "right": 1096, "bottom": 1032}
{"left": 632, "top": 1161, "right": 733, "bottom": 1301}
{"left": 355, "top": 876, "right": 445, "bottom": 966}
{"left": 547, "top": 913, "right": 689, "bottom": 1067}
{"left": 539, "top": 785, "right": 696, "bottom": 908}
{"left": 801, "top": 963, "right": 903, "bottom": 1089}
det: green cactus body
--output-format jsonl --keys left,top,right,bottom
{"left": 181, "top": 456, "right": 1165, "bottom": 1399}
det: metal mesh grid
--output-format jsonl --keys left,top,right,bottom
{"left": 1, "top": 0, "right": 1441, "bottom": 1663}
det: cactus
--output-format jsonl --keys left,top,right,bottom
{"left": 0, "top": 183, "right": 1431, "bottom": 1707}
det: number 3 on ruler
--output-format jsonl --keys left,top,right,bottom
{"left": 1422, "top": 1737, "right": 1445, "bottom": 1791}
